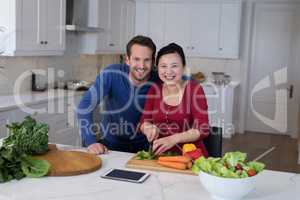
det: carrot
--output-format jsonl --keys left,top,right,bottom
{"left": 187, "top": 161, "right": 193, "bottom": 169}
{"left": 157, "top": 161, "right": 187, "bottom": 170}
{"left": 158, "top": 156, "right": 191, "bottom": 164}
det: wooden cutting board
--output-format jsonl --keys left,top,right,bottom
{"left": 126, "top": 155, "right": 195, "bottom": 175}
{"left": 33, "top": 145, "right": 102, "bottom": 176}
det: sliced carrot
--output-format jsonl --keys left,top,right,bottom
{"left": 158, "top": 156, "right": 191, "bottom": 164}
{"left": 187, "top": 161, "right": 193, "bottom": 169}
{"left": 157, "top": 161, "right": 187, "bottom": 170}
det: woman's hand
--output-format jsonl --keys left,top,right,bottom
{"left": 142, "top": 123, "right": 160, "bottom": 142}
{"left": 153, "top": 135, "right": 179, "bottom": 155}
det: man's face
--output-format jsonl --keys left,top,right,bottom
{"left": 126, "top": 44, "right": 153, "bottom": 84}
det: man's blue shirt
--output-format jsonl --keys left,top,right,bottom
{"left": 77, "top": 64, "right": 158, "bottom": 151}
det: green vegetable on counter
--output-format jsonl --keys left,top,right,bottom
{"left": 4, "top": 116, "right": 49, "bottom": 155}
{"left": 0, "top": 116, "right": 50, "bottom": 183}
{"left": 192, "top": 151, "right": 265, "bottom": 178}
{"left": 136, "top": 150, "right": 179, "bottom": 160}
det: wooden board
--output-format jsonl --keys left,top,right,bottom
{"left": 33, "top": 145, "right": 101, "bottom": 176}
{"left": 126, "top": 155, "right": 195, "bottom": 175}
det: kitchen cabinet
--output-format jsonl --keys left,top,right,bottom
{"left": 135, "top": 0, "right": 241, "bottom": 59}
{"left": 80, "top": 0, "right": 135, "bottom": 54}
{"left": 0, "top": 111, "right": 14, "bottom": 139}
{"left": 0, "top": 0, "right": 66, "bottom": 56}
{"left": 135, "top": 1, "right": 166, "bottom": 50}
{"left": 202, "top": 82, "right": 239, "bottom": 138}
{"left": 0, "top": 96, "right": 81, "bottom": 146}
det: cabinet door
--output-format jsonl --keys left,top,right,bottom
{"left": 18, "top": 0, "right": 43, "bottom": 51}
{"left": 135, "top": 1, "right": 149, "bottom": 36}
{"left": 189, "top": 3, "right": 220, "bottom": 57}
{"left": 123, "top": 0, "right": 136, "bottom": 48}
{"left": 107, "top": 0, "right": 123, "bottom": 52}
{"left": 44, "top": 0, "right": 66, "bottom": 51}
{"left": 148, "top": 2, "right": 165, "bottom": 51}
{"left": 164, "top": 3, "right": 190, "bottom": 52}
{"left": 218, "top": 2, "right": 241, "bottom": 58}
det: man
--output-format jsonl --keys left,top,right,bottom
{"left": 77, "top": 35, "right": 157, "bottom": 154}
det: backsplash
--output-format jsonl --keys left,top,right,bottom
{"left": 0, "top": 54, "right": 240, "bottom": 95}
{"left": 0, "top": 54, "right": 120, "bottom": 95}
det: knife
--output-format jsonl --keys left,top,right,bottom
{"left": 148, "top": 141, "right": 153, "bottom": 154}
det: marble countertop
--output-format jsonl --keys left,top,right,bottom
{"left": 0, "top": 89, "right": 84, "bottom": 112}
{"left": 0, "top": 147, "right": 299, "bottom": 200}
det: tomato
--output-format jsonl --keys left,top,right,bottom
{"left": 247, "top": 169, "right": 256, "bottom": 177}
{"left": 235, "top": 163, "right": 242, "bottom": 170}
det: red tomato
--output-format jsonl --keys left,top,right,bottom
{"left": 235, "top": 163, "right": 242, "bottom": 170}
{"left": 247, "top": 169, "right": 256, "bottom": 177}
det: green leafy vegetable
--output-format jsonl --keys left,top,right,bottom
{"left": 0, "top": 116, "right": 50, "bottom": 183}
{"left": 4, "top": 116, "right": 49, "bottom": 155}
{"left": 21, "top": 156, "right": 50, "bottom": 178}
{"left": 136, "top": 150, "right": 179, "bottom": 160}
{"left": 192, "top": 151, "right": 265, "bottom": 178}
{"left": 136, "top": 150, "right": 156, "bottom": 160}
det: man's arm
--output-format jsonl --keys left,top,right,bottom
{"left": 76, "top": 68, "right": 112, "bottom": 147}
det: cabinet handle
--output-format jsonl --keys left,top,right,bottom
{"left": 45, "top": 41, "right": 48, "bottom": 45}
{"left": 219, "top": 47, "right": 223, "bottom": 51}
{"left": 40, "top": 41, "right": 44, "bottom": 44}
{"left": 109, "top": 43, "right": 115, "bottom": 47}
{"left": 191, "top": 46, "right": 195, "bottom": 50}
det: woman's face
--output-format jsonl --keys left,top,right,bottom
{"left": 157, "top": 53, "right": 184, "bottom": 86}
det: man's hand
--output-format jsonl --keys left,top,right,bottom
{"left": 87, "top": 143, "right": 108, "bottom": 155}
{"left": 143, "top": 123, "right": 160, "bottom": 142}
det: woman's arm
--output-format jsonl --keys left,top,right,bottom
{"left": 139, "top": 84, "right": 161, "bottom": 141}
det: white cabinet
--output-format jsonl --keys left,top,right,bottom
{"left": 2, "top": 96, "right": 81, "bottom": 146}
{"left": 135, "top": 1, "right": 166, "bottom": 50}
{"left": 0, "top": 111, "right": 14, "bottom": 139}
{"left": 0, "top": 0, "right": 66, "bottom": 56}
{"left": 80, "top": 0, "right": 135, "bottom": 54}
{"left": 164, "top": 2, "right": 190, "bottom": 51}
{"left": 189, "top": 3, "right": 220, "bottom": 57}
{"left": 202, "top": 82, "right": 239, "bottom": 138}
{"left": 135, "top": 0, "right": 241, "bottom": 59}
{"left": 218, "top": 2, "right": 241, "bottom": 58}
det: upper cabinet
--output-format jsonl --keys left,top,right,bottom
{"left": 0, "top": 0, "right": 66, "bottom": 56}
{"left": 135, "top": 0, "right": 242, "bottom": 59}
{"left": 79, "top": 0, "right": 135, "bottom": 54}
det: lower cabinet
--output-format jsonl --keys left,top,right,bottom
{"left": 1, "top": 97, "right": 82, "bottom": 146}
{"left": 0, "top": 110, "right": 14, "bottom": 139}
{"left": 202, "top": 83, "right": 239, "bottom": 138}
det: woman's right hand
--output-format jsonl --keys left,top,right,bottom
{"left": 142, "top": 123, "right": 160, "bottom": 142}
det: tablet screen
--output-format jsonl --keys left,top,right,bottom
{"left": 105, "top": 169, "right": 146, "bottom": 181}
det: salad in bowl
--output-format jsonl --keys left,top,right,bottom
{"left": 192, "top": 151, "right": 265, "bottom": 200}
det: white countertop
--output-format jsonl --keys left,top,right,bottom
{"left": 0, "top": 146, "right": 299, "bottom": 200}
{"left": 201, "top": 80, "right": 240, "bottom": 88}
{"left": 0, "top": 89, "right": 84, "bottom": 112}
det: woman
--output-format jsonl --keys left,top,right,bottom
{"left": 140, "top": 43, "right": 209, "bottom": 157}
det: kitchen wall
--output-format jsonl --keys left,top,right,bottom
{"left": 0, "top": 54, "right": 120, "bottom": 95}
{"left": 0, "top": 53, "right": 241, "bottom": 96}
{"left": 186, "top": 58, "right": 241, "bottom": 82}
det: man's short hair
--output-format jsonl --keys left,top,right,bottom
{"left": 126, "top": 35, "right": 156, "bottom": 63}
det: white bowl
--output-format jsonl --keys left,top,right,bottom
{"left": 199, "top": 170, "right": 258, "bottom": 200}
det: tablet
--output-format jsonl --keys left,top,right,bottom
{"left": 101, "top": 169, "right": 150, "bottom": 183}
